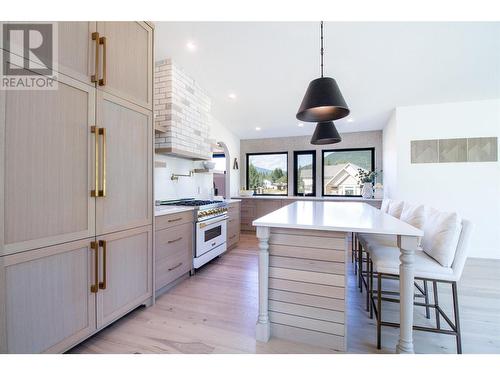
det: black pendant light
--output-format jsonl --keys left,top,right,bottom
{"left": 297, "top": 21, "right": 350, "bottom": 123}
{"left": 310, "top": 121, "right": 342, "bottom": 145}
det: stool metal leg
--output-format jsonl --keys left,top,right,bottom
{"left": 423, "top": 280, "right": 430, "bottom": 319}
{"left": 351, "top": 233, "right": 354, "bottom": 264}
{"left": 377, "top": 273, "right": 382, "bottom": 349}
{"left": 433, "top": 281, "right": 441, "bottom": 330}
{"left": 366, "top": 255, "right": 371, "bottom": 312}
{"left": 354, "top": 235, "right": 358, "bottom": 276}
{"left": 369, "top": 260, "right": 374, "bottom": 319}
{"left": 358, "top": 243, "right": 363, "bottom": 293}
{"left": 452, "top": 282, "right": 462, "bottom": 354}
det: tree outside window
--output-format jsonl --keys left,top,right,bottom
{"left": 247, "top": 153, "right": 288, "bottom": 195}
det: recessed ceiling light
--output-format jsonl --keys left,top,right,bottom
{"left": 298, "top": 123, "right": 304, "bottom": 127}
{"left": 255, "top": 127, "right": 261, "bottom": 131}
{"left": 347, "top": 118, "right": 354, "bottom": 123}
{"left": 186, "top": 41, "right": 197, "bottom": 52}
{"left": 228, "top": 93, "right": 237, "bottom": 100}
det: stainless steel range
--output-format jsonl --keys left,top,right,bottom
{"left": 156, "top": 199, "right": 228, "bottom": 269}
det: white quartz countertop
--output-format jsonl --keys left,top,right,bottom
{"left": 224, "top": 198, "right": 241, "bottom": 203}
{"left": 252, "top": 201, "right": 422, "bottom": 237}
{"left": 154, "top": 206, "right": 195, "bottom": 217}
{"left": 232, "top": 195, "right": 382, "bottom": 202}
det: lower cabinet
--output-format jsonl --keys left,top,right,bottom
{"left": 0, "top": 239, "right": 97, "bottom": 353}
{"left": 241, "top": 199, "right": 282, "bottom": 232}
{"left": 0, "top": 226, "right": 153, "bottom": 353}
{"left": 227, "top": 201, "right": 241, "bottom": 249}
{"left": 96, "top": 226, "right": 153, "bottom": 328}
{"left": 154, "top": 214, "right": 194, "bottom": 295}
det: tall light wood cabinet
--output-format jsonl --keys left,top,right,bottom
{"left": 96, "top": 226, "right": 152, "bottom": 328}
{"left": 56, "top": 22, "right": 97, "bottom": 84}
{"left": 95, "top": 22, "right": 153, "bottom": 109}
{"left": 0, "top": 73, "right": 96, "bottom": 256}
{"left": 0, "top": 21, "right": 154, "bottom": 353}
{"left": 95, "top": 92, "right": 152, "bottom": 235}
{"left": 0, "top": 240, "right": 97, "bottom": 353}
{"left": 0, "top": 22, "right": 97, "bottom": 85}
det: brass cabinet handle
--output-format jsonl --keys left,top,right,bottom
{"left": 90, "top": 126, "right": 99, "bottom": 197}
{"left": 168, "top": 217, "right": 182, "bottom": 223}
{"left": 98, "top": 240, "right": 107, "bottom": 290}
{"left": 167, "top": 237, "right": 182, "bottom": 244}
{"left": 91, "top": 32, "right": 99, "bottom": 83}
{"left": 98, "top": 128, "right": 106, "bottom": 197}
{"left": 98, "top": 36, "right": 107, "bottom": 86}
{"left": 229, "top": 234, "right": 237, "bottom": 239}
{"left": 90, "top": 241, "right": 99, "bottom": 293}
{"left": 168, "top": 262, "right": 183, "bottom": 272}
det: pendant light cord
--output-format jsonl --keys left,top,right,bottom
{"left": 320, "top": 21, "right": 324, "bottom": 77}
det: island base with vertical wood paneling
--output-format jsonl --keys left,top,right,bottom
{"left": 256, "top": 226, "right": 348, "bottom": 352}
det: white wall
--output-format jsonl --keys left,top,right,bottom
{"left": 382, "top": 111, "right": 398, "bottom": 198}
{"left": 154, "top": 117, "right": 241, "bottom": 201}
{"left": 383, "top": 99, "right": 500, "bottom": 259}
{"left": 154, "top": 155, "right": 213, "bottom": 201}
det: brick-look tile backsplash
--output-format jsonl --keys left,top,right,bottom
{"left": 154, "top": 59, "right": 212, "bottom": 159}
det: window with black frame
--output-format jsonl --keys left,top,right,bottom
{"left": 246, "top": 152, "right": 288, "bottom": 196}
{"left": 322, "top": 148, "right": 374, "bottom": 196}
{"left": 294, "top": 151, "right": 316, "bottom": 196}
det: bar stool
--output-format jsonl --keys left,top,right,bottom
{"left": 370, "top": 216, "right": 472, "bottom": 353}
{"left": 357, "top": 200, "right": 411, "bottom": 313}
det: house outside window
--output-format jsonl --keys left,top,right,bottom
{"left": 322, "top": 148, "right": 375, "bottom": 196}
{"left": 246, "top": 152, "right": 288, "bottom": 195}
{"left": 294, "top": 150, "right": 316, "bottom": 196}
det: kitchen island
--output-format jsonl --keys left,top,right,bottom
{"left": 253, "top": 201, "right": 422, "bottom": 353}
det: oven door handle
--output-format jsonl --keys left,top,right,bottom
{"left": 198, "top": 216, "right": 228, "bottom": 228}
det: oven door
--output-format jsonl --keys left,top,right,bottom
{"left": 196, "top": 215, "right": 227, "bottom": 257}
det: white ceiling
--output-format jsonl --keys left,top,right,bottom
{"left": 154, "top": 22, "right": 500, "bottom": 140}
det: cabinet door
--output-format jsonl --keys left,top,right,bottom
{"left": 96, "top": 22, "right": 153, "bottom": 109}
{"left": 96, "top": 226, "right": 152, "bottom": 328}
{"left": 95, "top": 92, "right": 152, "bottom": 236}
{"left": 1, "top": 239, "right": 97, "bottom": 353}
{"left": 1, "top": 72, "right": 96, "bottom": 256}
{"left": 57, "top": 22, "right": 97, "bottom": 84}
{"left": 0, "top": 22, "right": 97, "bottom": 85}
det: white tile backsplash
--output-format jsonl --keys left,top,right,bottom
{"left": 154, "top": 154, "right": 213, "bottom": 201}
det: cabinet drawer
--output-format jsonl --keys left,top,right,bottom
{"left": 227, "top": 202, "right": 240, "bottom": 214}
{"left": 155, "top": 210, "right": 194, "bottom": 231}
{"left": 155, "top": 246, "right": 191, "bottom": 290}
{"left": 227, "top": 216, "right": 240, "bottom": 226}
{"left": 155, "top": 222, "right": 193, "bottom": 262}
{"left": 228, "top": 210, "right": 240, "bottom": 221}
{"left": 240, "top": 206, "right": 255, "bottom": 218}
{"left": 240, "top": 199, "right": 255, "bottom": 207}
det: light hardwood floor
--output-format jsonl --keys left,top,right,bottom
{"left": 69, "top": 233, "right": 500, "bottom": 354}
